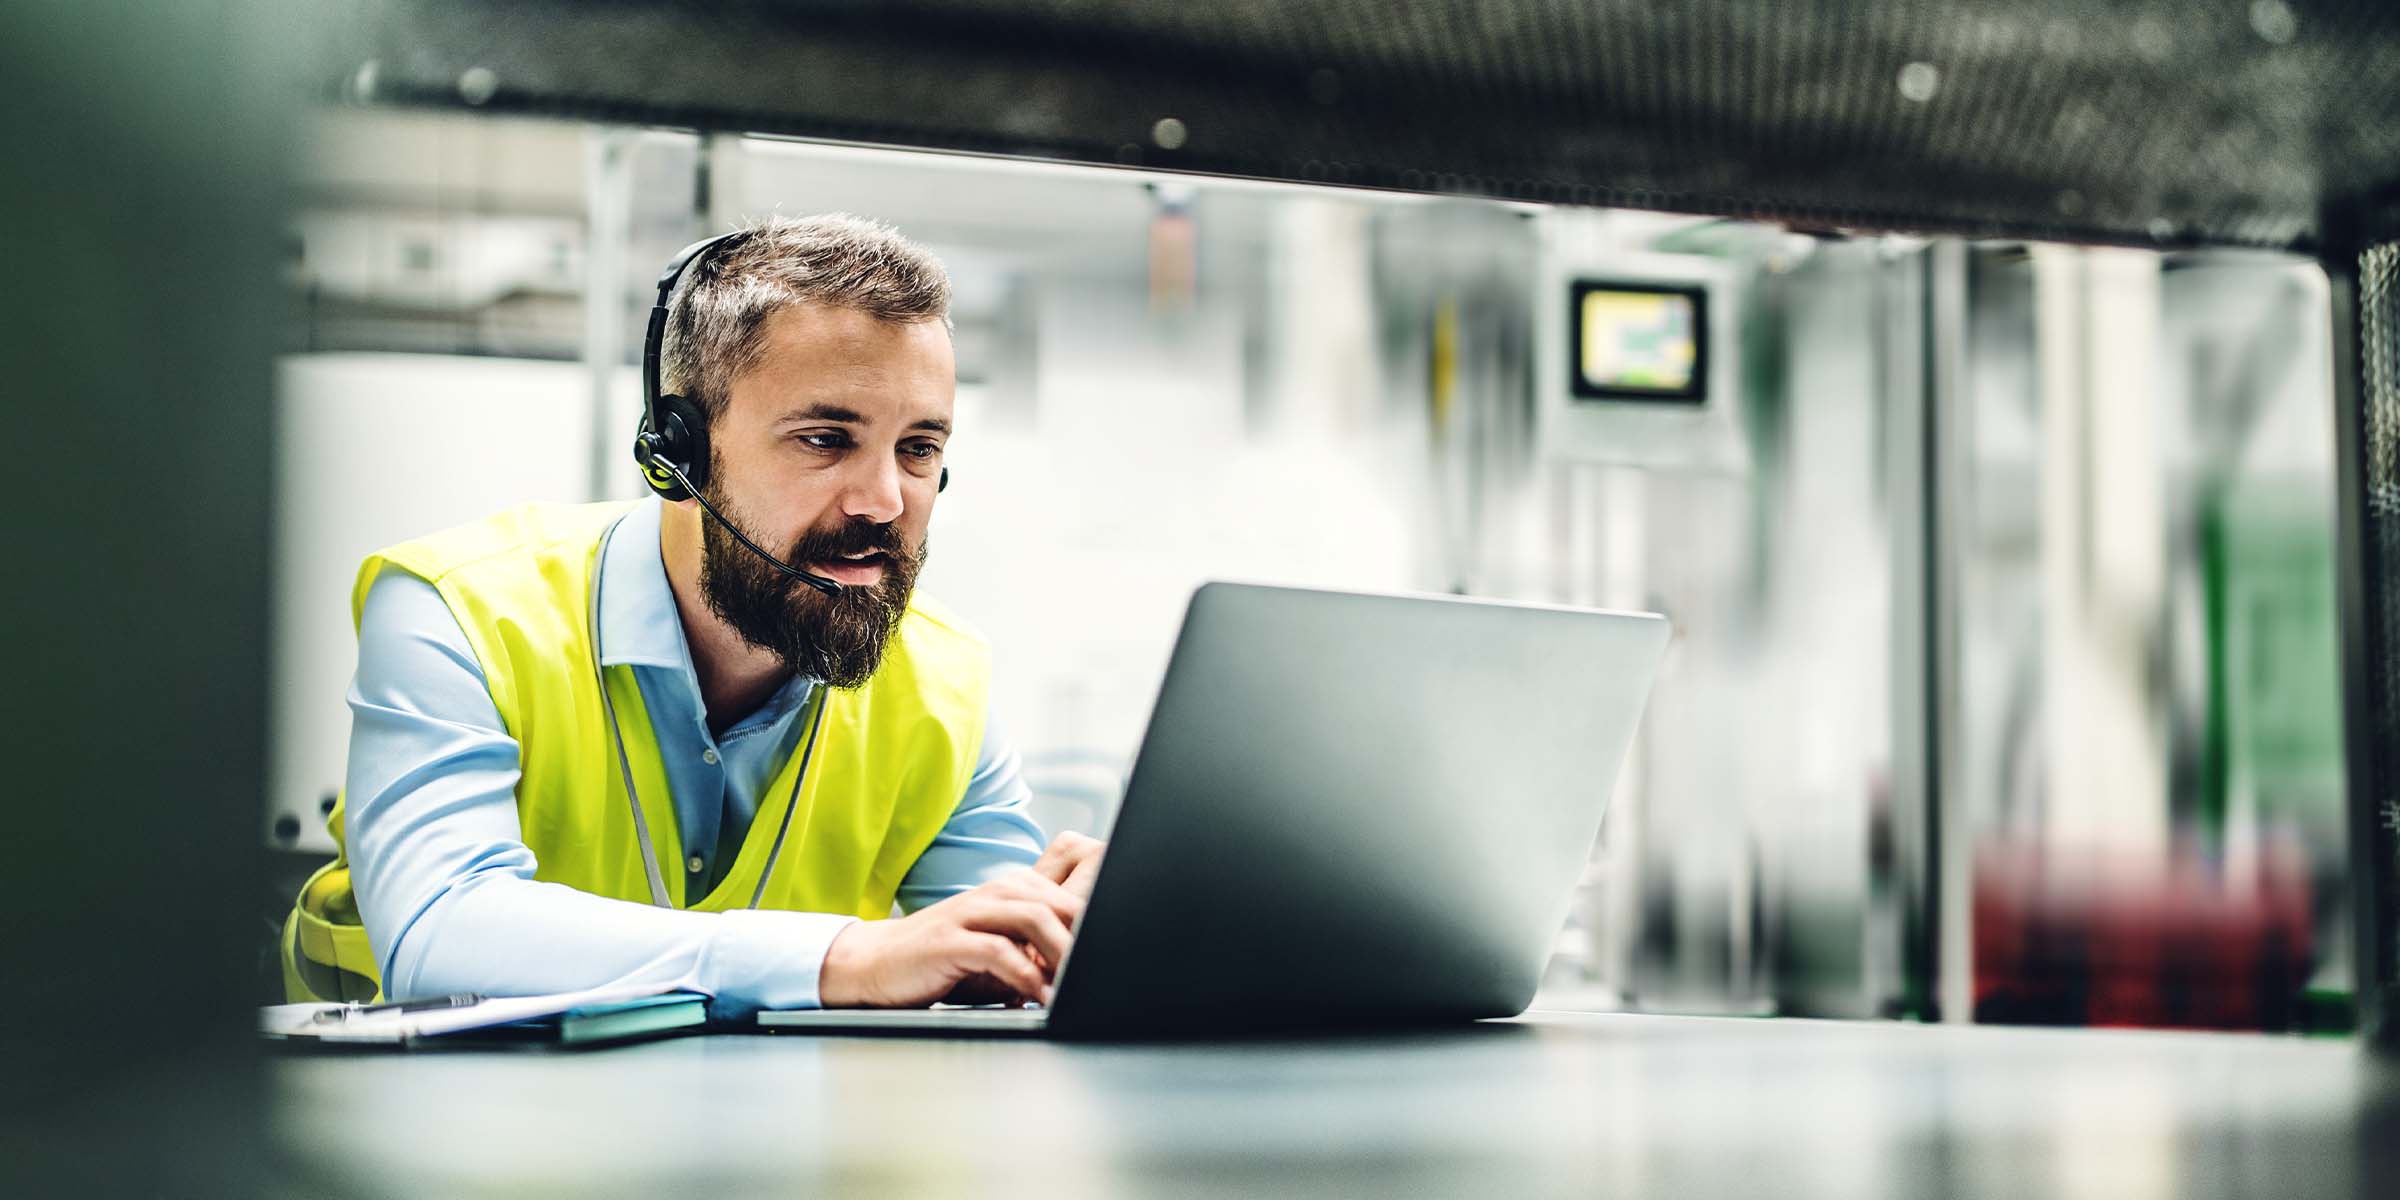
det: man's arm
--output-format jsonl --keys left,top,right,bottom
{"left": 344, "top": 569, "right": 857, "bottom": 1014}
{"left": 346, "top": 568, "right": 1090, "bottom": 1014}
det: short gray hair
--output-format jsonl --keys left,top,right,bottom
{"left": 661, "top": 213, "right": 952, "bottom": 424}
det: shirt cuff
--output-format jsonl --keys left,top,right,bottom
{"left": 698, "top": 909, "right": 863, "bottom": 1017}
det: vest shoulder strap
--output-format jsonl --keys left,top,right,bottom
{"left": 350, "top": 500, "right": 632, "bottom": 622}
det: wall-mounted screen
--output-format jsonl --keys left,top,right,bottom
{"left": 1570, "top": 281, "right": 1707, "bottom": 402}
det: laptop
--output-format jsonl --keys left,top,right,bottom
{"left": 759, "top": 580, "right": 1669, "bottom": 1039}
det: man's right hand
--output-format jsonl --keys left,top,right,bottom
{"left": 817, "top": 870, "right": 1084, "bottom": 1008}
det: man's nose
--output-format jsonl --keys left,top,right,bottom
{"left": 837, "top": 452, "right": 906, "bottom": 524}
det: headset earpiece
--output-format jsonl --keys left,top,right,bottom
{"left": 635, "top": 394, "right": 710, "bottom": 503}
{"left": 660, "top": 397, "right": 709, "bottom": 494}
{"left": 939, "top": 466, "right": 949, "bottom": 494}
{"left": 632, "top": 424, "right": 683, "bottom": 502}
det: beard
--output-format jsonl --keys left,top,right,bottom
{"left": 696, "top": 490, "right": 925, "bottom": 689}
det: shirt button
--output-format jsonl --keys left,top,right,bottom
{"left": 686, "top": 855, "right": 706, "bottom": 875}
{"left": 701, "top": 748, "right": 720, "bottom": 765}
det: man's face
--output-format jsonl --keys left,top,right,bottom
{"left": 696, "top": 303, "right": 954, "bottom": 688}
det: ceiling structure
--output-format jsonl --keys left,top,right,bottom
{"left": 309, "top": 0, "right": 2400, "bottom": 253}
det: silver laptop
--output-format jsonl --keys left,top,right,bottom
{"left": 759, "top": 581, "right": 1669, "bottom": 1039}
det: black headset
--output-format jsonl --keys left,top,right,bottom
{"left": 633, "top": 231, "right": 946, "bottom": 595}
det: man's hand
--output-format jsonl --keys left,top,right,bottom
{"left": 818, "top": 870, "right": 1084, "bottom": 1008}
{"left": 1033, "top": 831, "right": 1107, "bottom": 900}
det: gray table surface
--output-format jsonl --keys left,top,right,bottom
{"left": 272, "top": 1009, "right": 2400, "bottom": 1198}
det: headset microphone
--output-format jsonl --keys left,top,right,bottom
{"left": 634, "top": 230, "right": 951, "bottom": 599}
{"left": 638, "top": 453, "right": 849, "bottom": 596}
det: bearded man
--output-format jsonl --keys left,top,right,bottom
{"left": 282, "top": 214, "right": 1101, "bottom": 1015}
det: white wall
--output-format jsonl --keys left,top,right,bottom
{"left": 924, "top": 282, "right": 1416, "bottom": 833}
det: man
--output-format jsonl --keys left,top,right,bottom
{"left": 282, "top": 214, "right": 1101, "bottom": 1015}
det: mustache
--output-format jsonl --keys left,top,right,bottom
{"left": 784, "top": 519, "right": 914, "bottom": 567}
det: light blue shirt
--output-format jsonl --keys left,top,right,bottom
{"left": 342, "top": 497, "right": 1044, "bottom": 1016}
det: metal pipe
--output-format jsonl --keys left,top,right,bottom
{"left": 581, "top": 128, "right": 634, "bottom": 501}
{"left": 1925, "top": 238, "right": 1975, "bottom": 1023}
{"left": 2329, "top": 243, "right": 2399, "bottom": 1050}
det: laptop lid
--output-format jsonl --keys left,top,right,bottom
{"left": 1044, "top": 581, "right": 1669, "bottom": 1037}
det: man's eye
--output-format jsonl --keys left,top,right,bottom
{"left": 903, "top": 443, "right": 942, "bottom": 460}
{"left": 798, "top": 432, "right": 849, "bottom": 451}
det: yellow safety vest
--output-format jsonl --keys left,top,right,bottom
{"left": 282, "top": 500, "right": 990, "bottom": 1003}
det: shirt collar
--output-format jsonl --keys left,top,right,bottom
{"left": 597, "top": 496, "right": 695, "bottom": 671}
{"left": 595, "top": 498, "right": 823, "bottom": 725}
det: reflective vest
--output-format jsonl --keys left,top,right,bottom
{"left": 281, "top": 501, "right": 990, "bottom": 1003}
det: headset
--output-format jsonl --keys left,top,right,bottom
{"left": 632, "top": 230, "right": 948, "bottom": 597}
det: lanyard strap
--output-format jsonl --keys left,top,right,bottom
{"left": 588, "top": 511, "right": 828, "bottom": 911}
{"left": 590, "top": 514, "right": 674, "bottom": 908}
{"left": 750, "top": 686, "right": 829, "bottom": 909}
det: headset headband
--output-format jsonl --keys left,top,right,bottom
{"left": 642, "top": 230, "right": 750, "bottom": 428}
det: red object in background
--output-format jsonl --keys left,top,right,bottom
{"left": 1972, "top": 837, "right": 2314, "bottom": 1030}
{"left": 1147, "top": 205, "right": 1195, "bottom": 310}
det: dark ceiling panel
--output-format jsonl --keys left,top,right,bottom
{"left": 308, "top": 0, "right": 2400, "bottom": 251}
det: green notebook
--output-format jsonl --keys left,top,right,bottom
{"left": 551, "top": 993, "right": 709, "bottom": 1046}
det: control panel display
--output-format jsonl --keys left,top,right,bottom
{"left": 1570, "top": 281, "right": 1706, "bottom": 402}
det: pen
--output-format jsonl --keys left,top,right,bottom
{"left": 311, "top": 993, "right": 486, "bottom": 1023}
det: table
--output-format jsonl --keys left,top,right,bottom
{"left": 272, "top": 1010, "right": 2400, "bottom": 1198}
